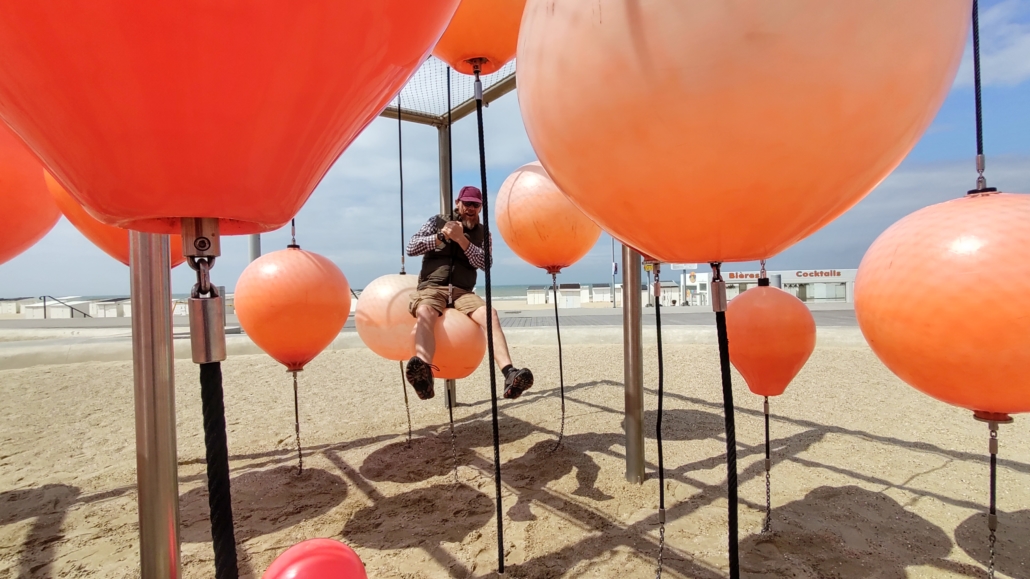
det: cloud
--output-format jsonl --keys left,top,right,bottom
{"left": 954, "top": 0, "right": 1030, "bottom": 88}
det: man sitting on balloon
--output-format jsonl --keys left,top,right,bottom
{"left": 405, "top": 185, "right": 534, "bottom": 400}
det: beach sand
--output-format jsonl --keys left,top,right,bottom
{"left": 1, "top": 338, "right": 1028, "bottom": 578}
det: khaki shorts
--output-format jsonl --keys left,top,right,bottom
{"left": 409, "top": 285, "right": 485, "bottom": 317}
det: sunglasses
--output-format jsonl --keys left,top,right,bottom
{"left": 460, "top": 201, "right": 481, "bottom": 209}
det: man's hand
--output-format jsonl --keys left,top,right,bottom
{"left": 441, "top": 221, "right": 470, "bottom": 250}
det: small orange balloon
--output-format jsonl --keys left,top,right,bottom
{"left": 421, "top": 309, "right": 486, "bottom": 380}
{"left": 497, "top": 161, "right": 601, "bottom": 273}
{"left": 856, "top": 192, "right": 1030, "bottom": 417}
{"left": 517, "top": 0, "right": 970, "bottom": 263}
{"left": 432, "top": 0, "right": 526, "bottom": 75}
{"left": 44, "top": 171, "right": 185, "bottom": 267}
{"left": 235, "top": 247, "right": 351, "bottom": 372}
{"left": 355, "top": 274, "right": 418, "bottom": 362}
{"left": 727, "top": 285, "right": 816, "bottom": 397}
{"left": 0, "top": 125, "right": 59, "bottom": 266}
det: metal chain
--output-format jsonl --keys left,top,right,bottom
{"left": 447, "top": 387, "right": 458, "bottom": 485}
{"left": 399, "top": 361, "right": 412, "bottom": 445}
{"left": 655, "top": 523, "right": 666, "bottom": 579}
{"left": 292, "top": 371, "right": 302, "bottom": 474}
{"left": 763, "top": 397, "right": 772, "bottom": 533}
{"left": 988, "top": 425, "right": 998, "bottom": 579}
{"left": 188, "top": 256, "right": 215, "bottom": 297}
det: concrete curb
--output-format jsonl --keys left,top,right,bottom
{"left": 0, "top": 326, "right": 869, "bottom": 371}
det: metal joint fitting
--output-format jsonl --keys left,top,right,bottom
{"left": 182, "top": 218, "right": 226, "bottom": 364}
{"left": 711, "top": 279, "right": 727, "bottom": 312}
{"left": 658, "top": 508, "right": 666, "bottom": 524}
{"left": 988, "top": 513, "right": 998, "bottom": 532}
{"left": 764, "top": 399, "right": 770, "bottom": 415}
{"left": 765, "top": 458, "right": 771, "bottom": 472}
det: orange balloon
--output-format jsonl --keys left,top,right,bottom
{"left": 420, "top": 309, "right": 486, "bottom": 380}
{"left": 0, "top": 1, "right": 459, "bottom": 235}
{"left": 355, "top": 274, "right": 418, "bottom": 362}
{"left": 234, "top": 247, "right": 351, "bottom": 372}
{"left": 0, "top": 125, "right": 59, "bottom": 266}
{"left": 517, "top": 1, "right": 969, "bottom": 263}
{"left": 433, "top": 0, "right": 526, "bottom": 75}
{"left": 44, "top": 171, "right": 186, "bottom": 268}
{"left": 856, "top": 192, "right": 1030, "bottom": 417}
{"left": 497, "top": 161, "right": 601, "bottom": 273}
{"left": 727, "top": 285, "right": 815, "bottom": 397}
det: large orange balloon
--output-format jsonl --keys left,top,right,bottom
{"left": 0, "top": 125, "right": 59, "bottom": 266}
{"left": 263, "top": 539, "right": 367, "bottom": 579}
{"left": 856, "top": 192, "right": 1030, "bottom": 417}
{"left": 355, "top": 274, "right": 418, "bottom": 362}
{"left": 433, "top": 0, "right": 526, "bottom": 75}
{"left": 497, "top": 162, "right": 601, "bottom": 273}
{"left": 235, "top": 247, "right": 351, "bottom": 372}
{"left": 727, "top": 285, "right": 815, "bottom": 397}
{"left": 44, "top": 172, "right": 186, "bottom": 268}
{"left": 517, "top": 1, "right": 970, "bottom": 263}
{"left": 0, "top": 1, "right": 459, "bottom": 235}
{"left": 420, "top": 309, "right": 486, "bottom": 380}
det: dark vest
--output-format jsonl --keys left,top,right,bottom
{"left": 418, "top": 213, "right": 485, "bottom": 292}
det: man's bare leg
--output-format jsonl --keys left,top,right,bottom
{"left": 470, "top": 305, "right": 512, "bottom": 368}
{"left": 414, "top": 304, "right": 440, "bottom": 363}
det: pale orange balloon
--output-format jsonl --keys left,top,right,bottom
{"left": 727, "top": 285, "right": 815, "bottom": 397}
{"left": 355, "top": 273, "right": 418, "bottom": 362}
{"left": 517, "top": 0, "right": 970, "bottom": 263}
{"left": 497, "top": 161, "right": 601, "bottom": 273}
{"left": 856, "top": 192, "right": 1030, "bottom": 417}
{"left": 235, "top": 247, "right": 351, "bottom": 372}
{"left": 432, "top": 0, "right": 526, "bottom": 75}
{"left": 420, "top": 309, "right": 486, "bottom": 380}
{"left": 0, "top": 125, "right": 59, "bottom": 266}
{"left": 44, "top": 171, "right": 185, "bottom": 267}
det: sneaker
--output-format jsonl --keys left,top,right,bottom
{"left": 503, "top": 367, "right": 534, "bottom": 400}
{"left": 405, "top": 356, "right": 435, "bottom": 400}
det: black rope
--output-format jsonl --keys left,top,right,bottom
{"left": 446, "top": 386, "right": 458, "bottom": 485}
{"left": 399, "top": 361, "right": 412, "bottom": 444}
{"left": 199, "top": 362, "right": 239, "bottom": 579}
{"left": 712, "top": 263, "right": 740, "bottom": 579}
{"left": 550, "top": 272, "right": 567, "bottom": 452}
{"left": 474, "top": 63, "right": 505, "bottom": 575}
{"left": 447, "top": 66, "right": 454, "bottom": 208}
{"left": 398, "top": 94, "right": 406, "bottom": 274}
{"left": 973, "top": 0, "right": 985, "bottom": 157}
{"left": 292, "top": 371, "right": 302, "bottom": 473}
{"left": 654, "top": 267, "right": 667, "bottom": 579}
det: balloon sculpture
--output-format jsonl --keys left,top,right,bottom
{"left": 432, "top": 0, "right": 526, "bottom": 75}
{"left": 234, "top": 233, "right": 352, "bottom": 471}
{"left": 44, "top": 172, "right": 185, "bottom": 267}
{"left": 497, "top": 161, "right": 600, "bottom": 446}
{"left": 0, "top": 125, "right": 59, "bottom": 266}
{"left": 726, "top": 265, "right": 815, "bottom": 531}
{"left": 263, "top": 539, "right": 367, "bottom": 579}
{"left": 423, "top": 310, "right": 487, "bottom": 380}
{"left": 0, "top": 3, "right": 460, "bottom": 576}
{"left": 517, "top": 1, "right": 969, "bottom": 576}
{"left": 355, "top": 274, "right": 418, "bottom": 362}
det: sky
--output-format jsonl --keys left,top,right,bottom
{"left": 2, "top": 0, "right": 1029, "bottom": 298}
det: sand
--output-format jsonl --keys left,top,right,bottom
{"left": 1, "top": 337, "right": 1028, "bottom": 578}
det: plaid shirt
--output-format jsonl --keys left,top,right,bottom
{"left": 406, "top": 215, "right": 491, "bottom": 270}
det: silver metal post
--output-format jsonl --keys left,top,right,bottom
{"left": 622, "top": 245, "right": 644, "bottom": 483}
{"left": 129, "top": 231, "right": 180, "bottom": 579}
{"left": 248, "top": 234, "right": 261, "bottom": 262}
{"left": 438, "top": 124, "right": 457, "bottom": 409}
{"left": 611, "top": 238, "right": 616, "bottom": 308}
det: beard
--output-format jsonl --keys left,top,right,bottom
{"left": 460, "top": 213, "right": 479, "bottom": 229}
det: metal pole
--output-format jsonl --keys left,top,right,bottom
{"left": 622, "top": 245, "right": 644, "bottom": 483}
{"left": 129, "top": 232, "right": 180, "bottom": 579}
{"left": 438, "top": 124, "right": 457, "bottom": 409}
{"left": 611, "top": 238, "right": 616, "bottom": 308}
{"left": 248, "top": 234, "right": 261, "bottom": 262}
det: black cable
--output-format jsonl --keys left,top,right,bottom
{"left": 447, "top": 66, "right": 454, "bottom": 208}
{"left": 398, "top": 94, "right": 405, "bottom": 274}
{"left": 199, "top": 362, "right": 239, "bottom": 579}
{"left": 713, "top": 277, "right": 740, "bottom": 579}
{"left": 474, "top": 64, "right": 505, "bottom": 575}
{"left": 973, "top": 0, "right": 985, "bottom": 157}
{"left": 763, "top": 396, "right": 771, "bottom": 533}
{"left": 292, "top": 371, "right": 302, "bottom": 473}
{"left": 655, "top": 269, "right": 666, "bottom": 578}
{"left": 549, "top": 272, "right": 566, "bottom": 451}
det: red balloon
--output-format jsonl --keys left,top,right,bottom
{"left": 355, "top": 273, "right": 418, "bottom": 362}
{"left": 433, "top": 0, "right": 526, "bottom": 75}
{"left": 235, "top": 247, "right": 351, "bottom": 372}
{"left": 44, "top": 171, "right": 185, "bottom": 268}
{"left": 0, "top": 1, "right": 460, "bottom": 235}
{"left": 263, "top": 539, "right": 367, "bottom": 579}
{"left": 0, "top": 124, "right": 59, "bottom": 266}
{"left": 497, "top": 161, "right": 601, "bottom": 273}
{"left": 727, "top": 286, "right": 816, "bottom": 397}
{"left": 517, "top": 0, "right": 969, "bottom": 263}
{"left": 856, "top": 192, "right": 1030, "bottom": 417}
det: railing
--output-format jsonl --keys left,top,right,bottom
{"left": 38, "top": 295, "right": 92, "bottom": 319}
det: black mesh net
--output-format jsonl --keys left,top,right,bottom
{"left": 388, "top": 56, "right": 517, "bottom": 119}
